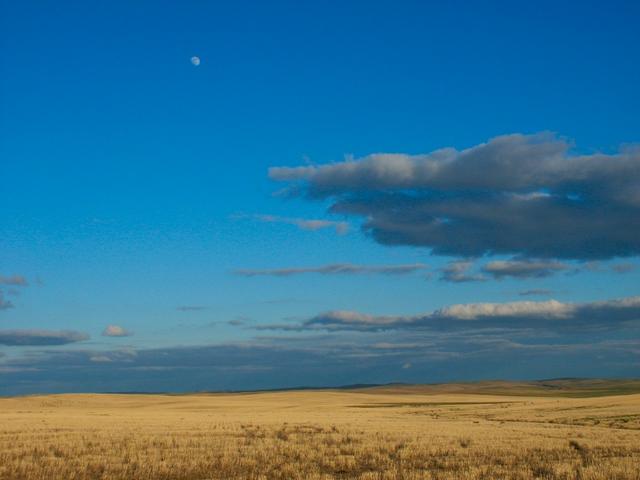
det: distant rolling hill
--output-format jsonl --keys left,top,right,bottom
{"left": 99, "top": 378, "right": 640, "bottom": 398}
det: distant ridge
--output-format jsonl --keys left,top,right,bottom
{"left": 101, "top": 378, "right": 640, "bottom": 398}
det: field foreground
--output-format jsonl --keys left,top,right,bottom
{"left": 1, "top": 382, "right": 640, "bottom": 480}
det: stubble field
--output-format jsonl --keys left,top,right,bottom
{"left": 1, "top": 380, "right": 639, "bottom": 480}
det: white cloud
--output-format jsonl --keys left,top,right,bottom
{"left": 102, "top": 325, "right": 132, "bottom": 338}
{"left": 436, "top": 299, "right": 571, "bottom": 320}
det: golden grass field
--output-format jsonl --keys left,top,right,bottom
{"left": 1, "top": 380, "right": 639, "bottom": 480}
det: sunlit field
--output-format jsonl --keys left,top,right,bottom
{"left": 1, "top": 380, "right": 639, "bottom": 480}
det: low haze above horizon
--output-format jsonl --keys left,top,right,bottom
{"left": 1, "top": 0, "right": 639, "bottom": 395}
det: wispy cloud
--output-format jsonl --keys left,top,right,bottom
{"left": 482, "top": 259, "right": 569, "bottom": 279}
{"left": 612, "top": 263, "right": 636, "bottom": 274}
{"left": 519, "top": 289, "right": 555, "bottom": 297}
{"left": 439, "top": 260, "right": 486, "bottom": 283}
{"left": 0, "top": 275, "right": 29, "bottom": 309}
{"left": 0, "top": 330, "right": 89, "bottom": 346}
{"left": 0, "top": 291, "right": 14, "bottom": 310}
{"left": 237, "top": 213, "right": 349, "bottom": 235}
{"left": 0, "top": 275, "right": 28, "bottom": 286}
{"left": 234, "top": 262, "right": 428, "bottom": 277}
{"left": 90, "top": 349, "right": 138, "bottom": 363}
{"left": 176, "top": 305, "right": 208, "bottom": 312}
{"left": 228, "top": 316, "right": 250, "bottom": 327}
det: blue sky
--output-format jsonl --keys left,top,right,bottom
{"left": 1, "top": 0, "right": 640, "bottom": 394}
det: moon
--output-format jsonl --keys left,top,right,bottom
{"left": 190, "top": 56, "right": 201, "bottom": 66}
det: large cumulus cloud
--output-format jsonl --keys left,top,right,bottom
{"left": 270, "top": 133, "right": 640, "bottom": 259}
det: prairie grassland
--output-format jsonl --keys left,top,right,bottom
{"left": 1, "top": 387, "right": 639, "bottom": 480}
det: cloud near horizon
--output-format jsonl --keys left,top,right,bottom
{"left": 1, "top": 332, "right": 638, "bottom": 396}
{"left": 270, "top": 133, "right": 640, "bottom": 260}
{"left": 0, "top": 329, "right": 89, "bottom": 346}
{"left": 234, "top": 262, "right": 428, "bottom": 277}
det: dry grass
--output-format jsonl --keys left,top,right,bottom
{"left": 1, "top": 388, "right": 639, "bottom": 479}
